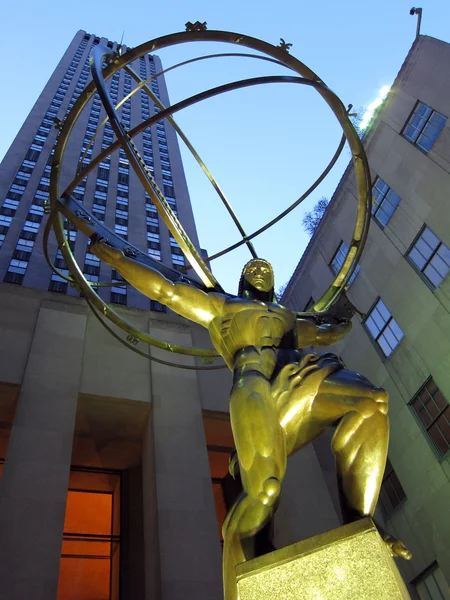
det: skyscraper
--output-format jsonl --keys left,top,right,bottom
{"left": 0, "top": 29, "right": 200, "bottom": 307}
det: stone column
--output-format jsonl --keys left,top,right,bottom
{"left": 147, "top": 318, "right": 223, "bottom": 600}
{"left": 0, "top": 300, "right": 86, "bottom": 600}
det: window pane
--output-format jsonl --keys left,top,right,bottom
{"left": 64, "top": 491, "right": 112, "bottom": 536}
{"left": 430, "top": 253, "right": 450, "bottom": 279}
{"left": 422, "top": 227, "right": 440, "bottom": 250}
{"left": 378, "top": 335, "right": 393, "bottom": 357}
{"left": 436, "top": 412, "right": 450, "bottom": 450}
{"left": 417, "top": 133, "right": 435, "bottom": 152}
{"left": 375, "top": 208, "right": 390, "bottom": 227}
{"left": 417, "top": 402, "right": 433, "bottom": 428}
{"left": 410, "top": 113, "right": 426, "bottom": 129}
{"left": 374, "top": 178, "right": 389, "bottom": 196}
{"left": 416, "top": 237, "right": 435, "bottom": 260}
{"left": 404, "top": 124, "right": 419, "bottom": 142}
{"left": 365, "top": 315, "right": 381, "bottom": 337}
{"left": 422, "top": 393, "right": 440, "bottom": 420}
{"left": 376, "top": 300, "right": 390, "bottom": 322}
{"left": 437, "top": 243, "right": 450, "bottom": 266}
{"left": 386, "top": 189, "right": 401, "bottom": 210}
{"left": 381, "top": 328, "right": 397, "bottom": 353}
{"left": 388, "top": 319, "right": 404, "bottom": 343}
{"left": 370, "top": 308, "right": 387, "bottom": 332}
{"left": 424, "top": 113, "right": 446, "bottom": 141}
{"left": 424, "top": 264, "right": 444, "bottom": 287}
{"left": 409, "top": 247, "right": 427, "bottom": 270}
{"left": 62, "top": 539, "right": 111, "bottom": 557}
{"left": 433, "top": 390, "right": 448, "bottom": 411}
{"left": 416, "top": 102, "right": 432, "bottom": 118}
{"left": 58, "top": 557, "right": 110, "bottom": 600}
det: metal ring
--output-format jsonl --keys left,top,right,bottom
{"left": 48, "top": 29, "right": 371, "bottom": 363}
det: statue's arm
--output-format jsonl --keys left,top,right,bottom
{"left": 90, "top": 238, "right": 222, "bottom": 327}
{"left": 296, "top": 316, "right": 352, "bottom": 347}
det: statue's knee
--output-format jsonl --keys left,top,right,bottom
{"left": 257, "top": 477, "right": 281, "bottom": 507}
{"left": 374, "top": 388, "right": 389, "bottom": 415}
{"left": 358, "top": 389, "right": 388, "bottom": 418}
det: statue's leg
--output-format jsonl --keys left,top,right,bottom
{"left": 315, "top": 370, "right": 411, "bottom": 560}
{"left": 312, "top": 369, "right": 389, "bottom": 520}
{"left": 278, "top": 366, "right": 410, "bottom": 559}
{"left": 223, "top": 371, "right": 286, "bottom": 600}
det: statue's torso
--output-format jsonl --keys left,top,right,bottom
{"left": 208, "top": 297, "right": 297, "bottom": 372}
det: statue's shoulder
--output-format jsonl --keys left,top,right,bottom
{"left": 268, "top": 301, "right": 292, "bottom": 315}
{"left": 208, "top": 291, "right": 233, "bottom": 312}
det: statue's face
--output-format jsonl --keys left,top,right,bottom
{"left": 243, "top": 260, "right": 274, "bottom": 293}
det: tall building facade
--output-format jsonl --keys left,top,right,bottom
{"left": 283, "top": 35, "right": 450, "bottom": 599}
{"left": 0, "top": 31, "right": 342, "bottom": 600}
{"left": 0, "top": 29, "right": 200, "bottom": 304}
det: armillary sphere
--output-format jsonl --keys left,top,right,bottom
{"left": 45, "top": 26, "right": 372, "bottom": 370}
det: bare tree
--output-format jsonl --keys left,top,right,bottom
{"left": 302, "top": 197, "right": 329, "bottom": 236}
{"left": 276, "top": 282, "right": 288, "bottom": 301}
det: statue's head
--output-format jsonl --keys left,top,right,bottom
{"left": 238, "top": 259, "right": 275, "bottom": 301}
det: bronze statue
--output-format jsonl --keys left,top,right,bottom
{"left": 90, "top": 239, "right": 410, "bottom": 600}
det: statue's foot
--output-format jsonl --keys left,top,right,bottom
{"left": 382, "top": 534, "right": 412, "bottom": 560}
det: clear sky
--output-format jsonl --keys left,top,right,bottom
{"left": 2, "top": 0, "right": 450, "bottom": 294}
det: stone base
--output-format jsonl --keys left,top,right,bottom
{"left": 236, "top": 518, "right": 410, "bottom": 599}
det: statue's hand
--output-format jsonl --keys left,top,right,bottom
{"left": 90, "top": 235, "right": 124, "bottom": 264}
{"left": 383, "top": 535, "right": 412, "bottom": 560}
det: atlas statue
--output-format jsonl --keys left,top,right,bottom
{"left": 46, "top": 27, "right": 413, "bottom": 600}
{"left": 90, "top": 240, "right": 411, "bottom": 600}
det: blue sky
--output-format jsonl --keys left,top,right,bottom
{"left": 2, "top": 0, "right": 450, "bottom": 294}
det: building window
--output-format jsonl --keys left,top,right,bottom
{"left": 148, "top": 248, "right": 161, "bottom": 260}
{"left": 150, "top": 300, "right": 166, "bottom": 312}
{"left": 3, "top": 271, "right": 24, "bottom": 285}
{"left": 111, "top": 286, "right": 126, "bottom": 305}
{"left": 379, "top": 458, "right": 406, "bottom": 516}
{"left": 407, "top": 226, "right": 450, "bottom": 288}
{"left": 372, "top": 177, "right": 401, "bottom": 228}
{"left": 364, "top": 298, "right": 404, "bottom": 357}
{"left": 402, "top": 101, "right": 447, "bottom": 152}
{"left": 330, "top": 241, "right": 360, "bottom": 285}
{"left": 413, "top": 562, "right": 449, "bottom": 600}
{"left": 49, "top": 280, "right": 68, "bottom": 293}
{"left": 409, "top": 378, "right": 450, "bottom": 458}
{"left": 57, "top": 468, "right": 120, "bottom": 600}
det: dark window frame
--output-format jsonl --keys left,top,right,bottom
{"left": 401, "top": 100, "right": 447, "bottom": 153}
{"left": 409, "top": 377, "right": 450, "bottom": 460}
{"left": 363, "top": 297, "right": 404, "bottom": 359}
{"left": 406, "top": 225, "right": 450, "bottom": 291}
{"left": 378, "top": 457, "right": 406, "bottom": 517}
{"left": 329, "top": 241, "right": 360, "bottom": 285}
{"left": 371, "top": 176, "right": 401, "bottom": 229}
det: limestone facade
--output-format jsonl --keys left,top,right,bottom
{"left": 283, "top": 34, "right": 450, "bottom": 594}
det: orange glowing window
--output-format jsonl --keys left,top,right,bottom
{"left": 57, "top": 470, "right": 120, "bottom": 600}
{"left": 203, "top": 411, "right": 241, "bottom": 540}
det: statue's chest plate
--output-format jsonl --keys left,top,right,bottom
{"left": 215, "top": 299, "right": 294, "bottom": 351}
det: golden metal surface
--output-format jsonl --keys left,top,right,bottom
{"left": 236, "top": 519, "right": 411, "bottom": 600}
{"left": 88, "top": 247, "right": 411, "bottom": 599}
{"left": 44, "top": 27, "right": 412, "bottom": 597}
